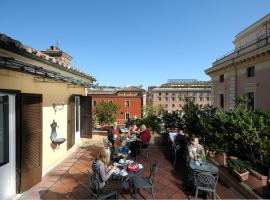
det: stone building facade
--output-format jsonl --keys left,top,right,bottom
{"left": 87, "top": 86, "right": 144, "bottom": 125}
{"left": 147, "top": 79, "right": 211, "bottom": 112}
{"left": 205, "top": 13, "right": 270, "bottom": 111}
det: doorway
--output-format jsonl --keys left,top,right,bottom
{"left": 0, "top": 93, "right": 16, "bottom": 200}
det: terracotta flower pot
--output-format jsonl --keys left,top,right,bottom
{"left": 246, "top": 169, "right": 268, "bottom": 195}
{"left": 214, "top": 152, "right": 227, "bottom": 166}
{"left": 234, "top": 170, "right": 249, "bottom": 181}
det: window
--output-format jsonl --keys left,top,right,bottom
{"left": 125, "top": 100, "right": 130, "bottom": 107}
{"left": 247, "top": 66, "right": 255, "bottom": 77}
{"left": 247, "top": 92, "right": 255, "bottom": 110}
{"left": 158, "top": 97, "right": 161, "bottom": 101}
{"left": 0, "top": 96, "right": 9, "bottom": 166}
{"left": 220, "top": 94, "right": 224, "bottom": 108}
{"left": 172, "top": 93, "right": 175, "bottom": 96}
{"left": 199, "top": 97, "right": 203, "bottom": 101}
{"left": 179, "top": 97, "right": 182, "bottom": 101}
{"left": 165, "top": 104, "right": 168, "bottom": 108}
{"left": 165, "top": 92, "right": 168, "bottom": 96}
{"left": 219, "top": 74, "right": 224, "bottom": 82}
{"left": 93, "top": 100, "right": 97, "bottom": 107}
{"left": 165, "top": 97, "right": 168, "bottom": 101}
{"left": 172, "top": 97, "right": 175, "bottom": 101}
{"left": 125, "top": 112, "right": 130, "bottom": 120}
{"left": 179, "top": 104, "right": 182, "bottom": 108}
{"left": 172, "top": 104, "right": 175, "bottom": 108}
{"left": 159, "top": 92, "right": 161, "bottom": 96}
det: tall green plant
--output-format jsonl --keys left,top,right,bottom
{"left": 162, "top": 110, "right": 183, "bottom": 129}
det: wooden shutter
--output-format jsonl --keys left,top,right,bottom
{"left": 20, "top": 93, "right": 42, "bottom": 192}
{"left": 80, "top": 96, "right": 92, "bottom": 138}
{"left": 67, "top": 95, "right": 75, "bottom": 150}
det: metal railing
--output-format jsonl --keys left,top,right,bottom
{"left": 215, "top": 32, "right": 270, "bottom": 64}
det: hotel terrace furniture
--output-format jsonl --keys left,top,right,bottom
{"left": 194, "top": 172, "right": 219, "bottom": 200}
{"left": 87, "top": 170, "right": 119, "bottom": 200}
{"left": 133, "top": 160, "right": 158, "bottom": 200}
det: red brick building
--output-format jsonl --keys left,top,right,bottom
{"left": 87, "top": 86, "right": 144, "bottom": 125}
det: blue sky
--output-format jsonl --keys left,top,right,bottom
{"left": 1, "top": 0, "right": 270, "bottom": 88}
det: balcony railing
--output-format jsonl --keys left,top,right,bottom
{"left": 214, "top": 32, "right": 270, "bottom": 65}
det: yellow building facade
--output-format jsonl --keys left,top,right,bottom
{"left": 0, "top": 34, "right": 94, "bottom": 199}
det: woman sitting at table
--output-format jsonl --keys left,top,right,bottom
{"left": 114, "top": 138, "right": 130, "bottom": 161}
{"left": 129, "top": 122, "right": 139, "bottom": 135}
{"left": 187, "top": 135, "right": 205, "bottom": 161}
{"left": 92, "top": 148, "right": 120, "bottom": 193}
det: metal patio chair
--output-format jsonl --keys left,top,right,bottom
{"left": 136, "top": 142, "right": 150, "bottom": 160}
{"left": 87, "top": 170, "right": 119, "bottom": 200}
{"left": 133, "top": 160, "right": 158, "bottom": 200}
{"left": 194, "top": 172, "right": 219, "bottom": 200}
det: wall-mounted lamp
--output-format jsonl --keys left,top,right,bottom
{"left": 52, "top": 102, "right": 64, "bottom": 114}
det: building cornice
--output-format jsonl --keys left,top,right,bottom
{"left": 0, "top": 33, "right": 96, "bottom": 81}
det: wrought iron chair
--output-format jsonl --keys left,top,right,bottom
{"left": 194, "top": 172, "right": 219, "bottom": 200}
{"left": 87, "top": 170, "right": 119, "bottom": 200}
{"left": 136, "top": 142, "right": 150, "bottom": 160}
{"left": 133, "top": 160, "right": 158, "bottom": 200}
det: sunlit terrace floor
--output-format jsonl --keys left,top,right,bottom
{"left": 18, "top": 139, "right": 244, "bottom": 200}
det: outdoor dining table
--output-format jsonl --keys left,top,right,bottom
{"left": 112, "top": 159, "right": 144, "bottom": 192}
{"left": 189, "top": 160, "right": 219, "bottom": 175}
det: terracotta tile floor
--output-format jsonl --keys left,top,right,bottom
{"left": 18, "top": 142, "right": 244, "bottom": 200}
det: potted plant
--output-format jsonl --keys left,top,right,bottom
{"left": 246, "top": 166, "right": 268, "bottom": 196}
{"left": 227, "top": 158, "right": 249, "bottom": 181}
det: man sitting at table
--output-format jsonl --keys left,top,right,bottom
{"left": 174, "top": 129, "right": 188, "bottom": 149}
{"left": 130, "top": 124, "right": 151, "bottom": 157}
{"left": 187, "top": 135, "right": 205, "bottom": 161}
{"left": 108, "top": 122, "right": 122, "bottom": 145}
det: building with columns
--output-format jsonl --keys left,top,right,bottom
{"left": 205, "top": 13, "right": 270, "bottom": 110}
{"left": 147, "top": 79, "right": 211, "bottom": 112}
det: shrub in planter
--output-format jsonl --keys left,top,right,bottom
{"left": 227, "top": 158, "right": 250, "bottom": 182}
{"left": 246, "top": 169, "right": 268, "bottom": 196}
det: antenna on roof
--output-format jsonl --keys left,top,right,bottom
{"left": 55, "top": 37, "right": 60, "bottom": 49}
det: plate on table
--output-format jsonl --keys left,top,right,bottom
{"left": 120, "top": 169, "right": 128, "bottom": 176}
{"left": 119, "top": 159, "right": 125, "bottom": 164}
{"left": 126, "top": 160, "right": 133, "bottom": 164}
{"left": 113, "top": 167, "right": 120, "bottom": 174}
{"left": 138, "top": 164, "right": 143, "bottom": 169}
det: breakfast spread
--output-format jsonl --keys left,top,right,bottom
{"left": 127, "top": 162, "right": 139, "bottom": 172}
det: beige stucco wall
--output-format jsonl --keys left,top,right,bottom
{"left": 209, "top": 56, "right": 270, "bottom": 111}
{"left": 0, "top": 68, "right": 86, "bottom": 173}
{"left": 151, "top": 89, "right": 211, "bottom": 112}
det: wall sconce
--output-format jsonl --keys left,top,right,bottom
{"left": 52, "top": 102, "right": 64, "bottom": 114}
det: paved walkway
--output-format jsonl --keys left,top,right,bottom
{"left": 18, "top": 141, "right": 244, "bottom": 199}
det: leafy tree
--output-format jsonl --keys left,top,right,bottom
{"left": 182, "top": 98, "right": 201, "bottom": 136}
{"left": 95, "top": 101, "right": 120, "bottom": 125}
{"left": 162, "top": 110, "right": 183, "bottom": 129}
{"left": 143, "top": 104, "right": 165, "bottom": 117}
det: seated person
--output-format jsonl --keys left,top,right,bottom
{"left": 130, "top": 124, "right": 151, "bottom": 157}
{"left": 187, "top": 135, "right": 205, "bottom": 161}
{"left": 92, "top": 148, "right": 120, "bottom": 193}
{"left": 174, "top": 129, "right": 187, "bottom": 148}
{"left": 107, "top": 122, "right": 122, "bottom": 145}
{"left": 114, "top": 138, "right": 130, "bottom": 161}
{"left": 129, "top": 122, "right": 139, "bottom": 135}
{"left": 169, "top": 129, "right": 178, "bottom": 143}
